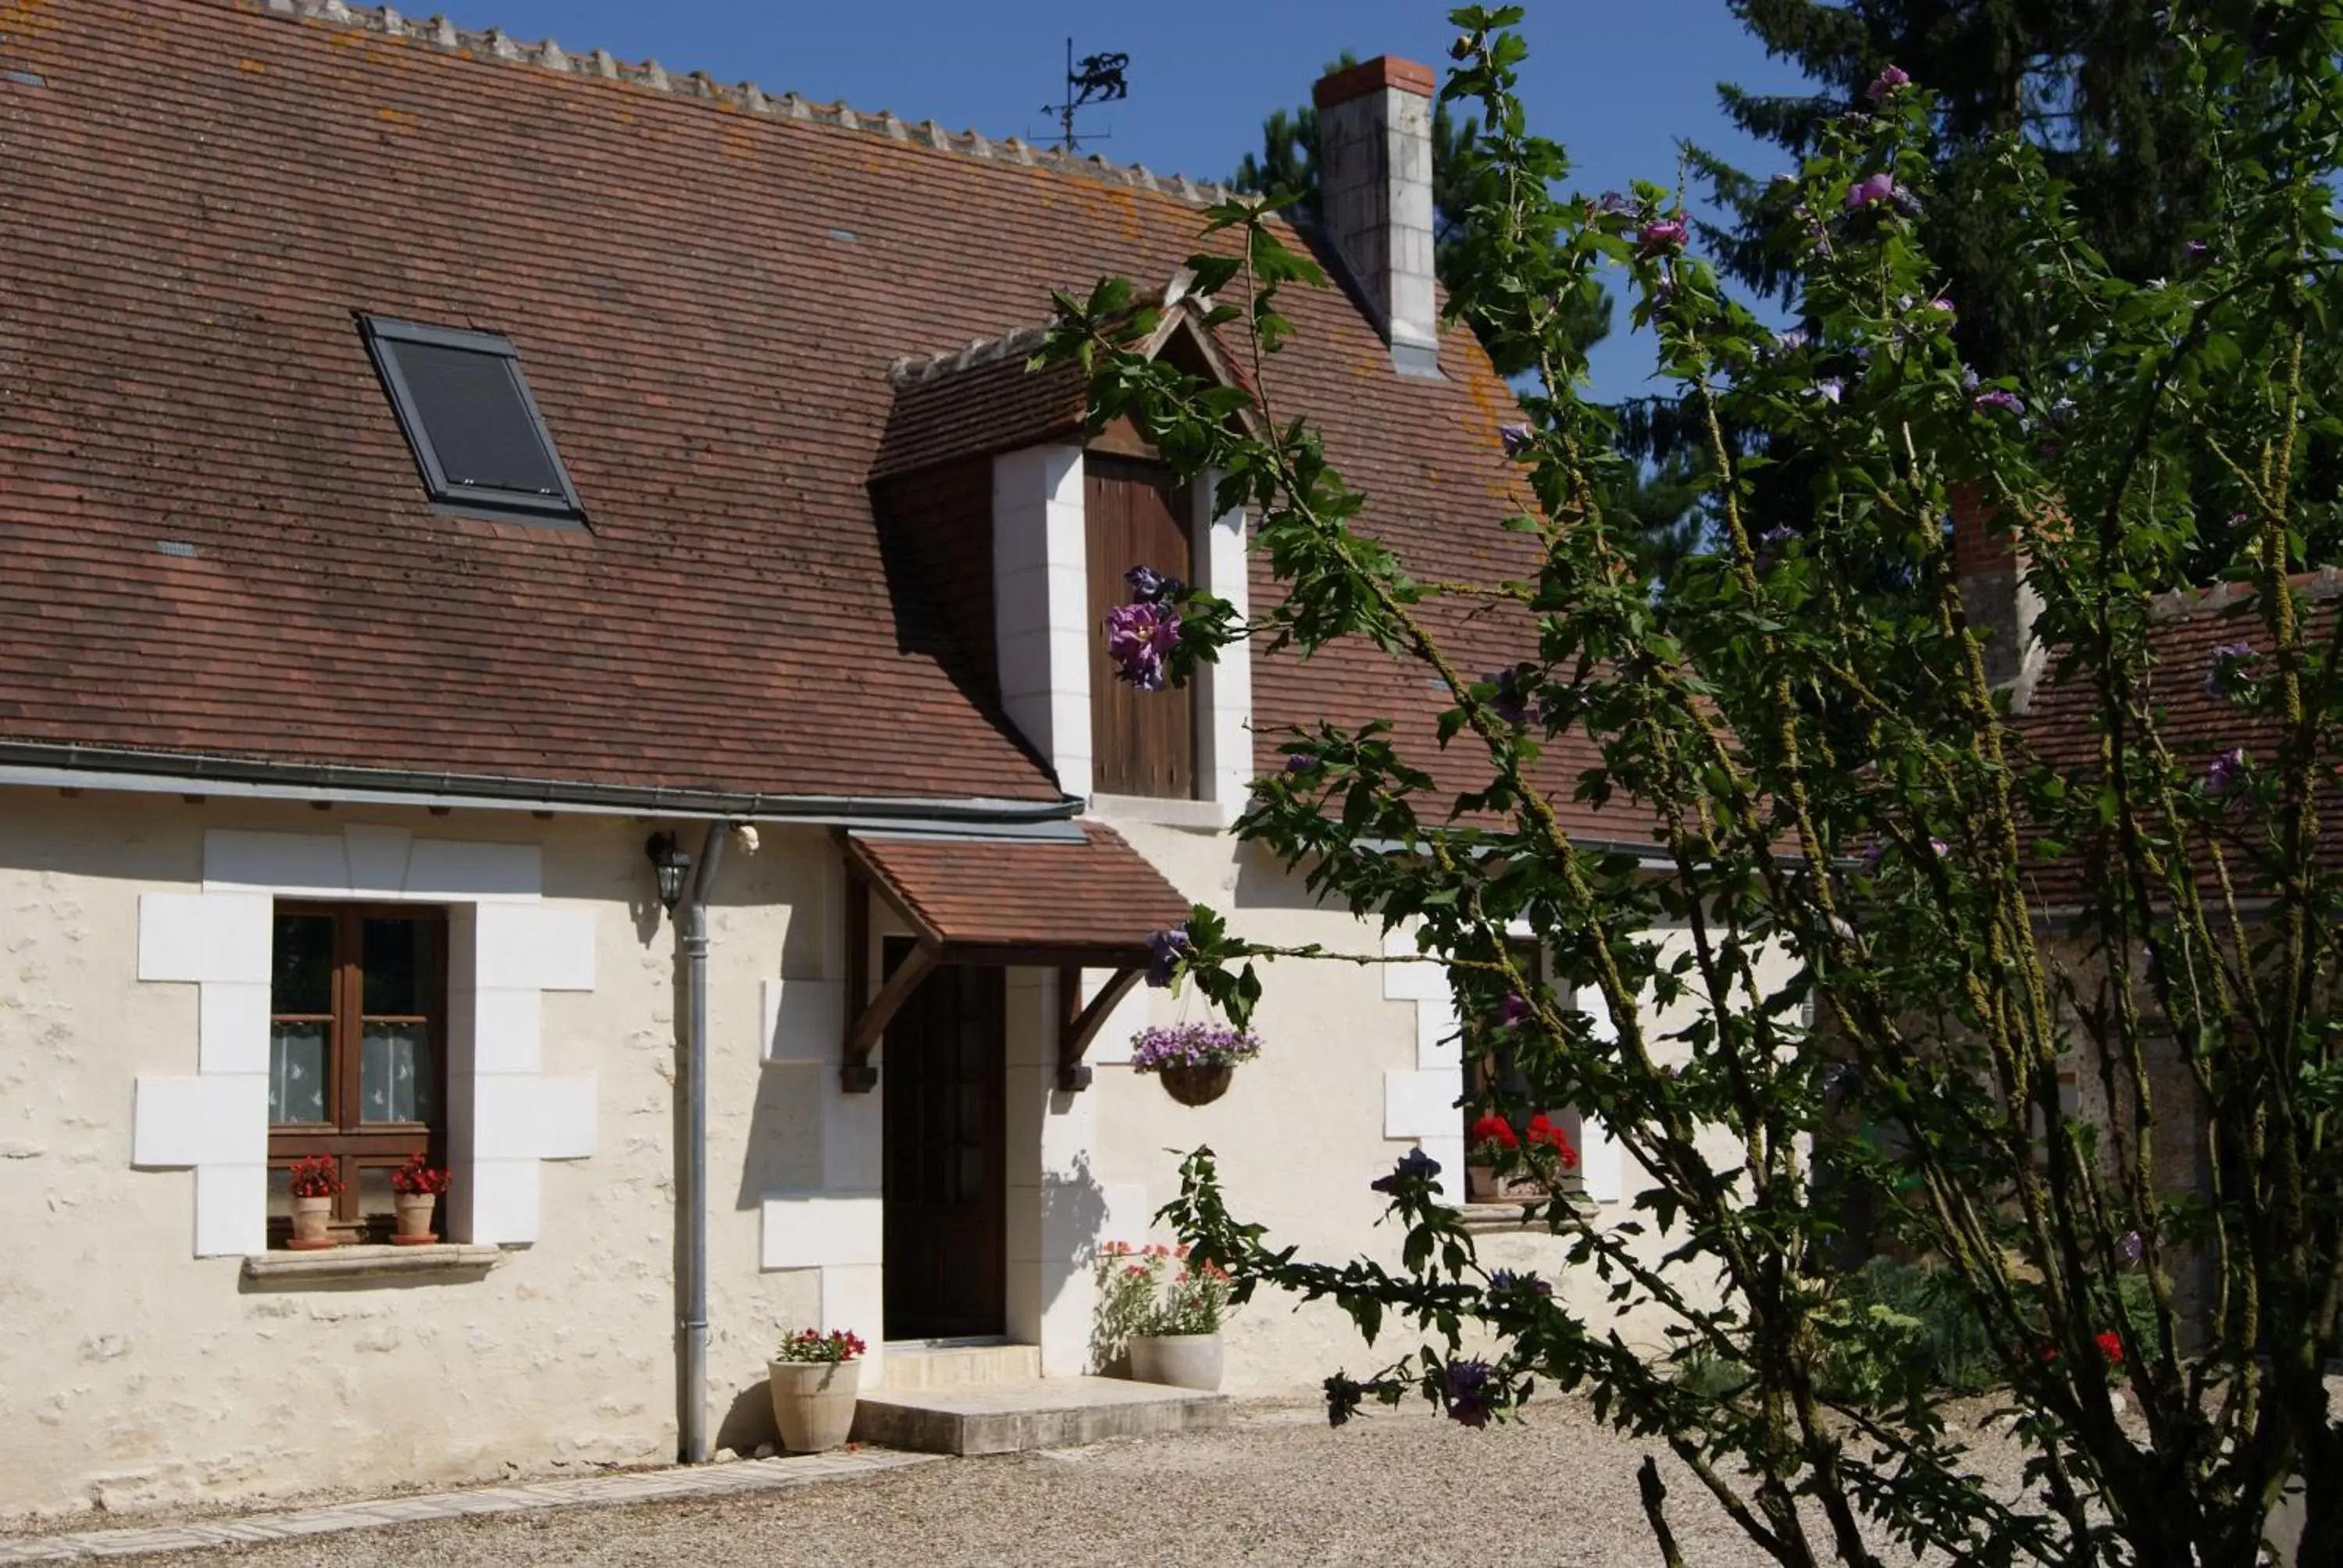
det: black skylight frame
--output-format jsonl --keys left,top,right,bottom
{"left": 360, "top": 316, "right": 587, "bottom": 524}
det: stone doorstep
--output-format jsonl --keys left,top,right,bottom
{"left": 0, "top": 1449, "right": 942, "bottom": 1563}
{"left": 851, "top": 1375, "right": 1232, "bottom": 1458}
{"left": 878, "top": 1341, "right": 1043, "bottom": 1392}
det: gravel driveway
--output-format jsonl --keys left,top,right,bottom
{"left": 119, "top": 1395, "right": 2009, "bottom": 1568}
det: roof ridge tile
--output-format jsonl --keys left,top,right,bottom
{"left": 249, "top": 0, "right": 1232, "bottom": 206}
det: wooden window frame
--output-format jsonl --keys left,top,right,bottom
{"left": 266, "top": 902, "right": 450, "bottom": 1245}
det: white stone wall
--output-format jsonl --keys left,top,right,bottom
{"left": 993, "top": 444, "right": 1091, "bottom": 798}
{"left": 0, "top": 793, "right": 828, "bottom": 1521}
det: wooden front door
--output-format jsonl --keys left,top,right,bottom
{"left": 882, "top": 946, "right": 1007, "bottom": 1340}
{"left": 1086, "top": 456, "right": 1197, "bottom": 799}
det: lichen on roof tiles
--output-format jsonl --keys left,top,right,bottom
{"left": 255, "top": 0, "right": 1233, "bottom": 205}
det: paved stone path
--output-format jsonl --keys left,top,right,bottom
{"left": 0, "top": 1449, "right": 939, "bottom": 1563}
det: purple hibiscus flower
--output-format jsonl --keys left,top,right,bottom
{"left": 1844, "top": 172, "right": 1902, "bottom": 211}
{"left": 1864, "top": 64, "right": 1910, "bottom": 102}
{"left": 1592, "top": 191, "right": 1628, "bottom": 216}
{"left": 1973, "top": 388, "right": 2025, "bottom": 415}
{"left": 2184, "top": 239, "right": 2209, "bottom": 260}
{"left": 1497, "top": 990, "right": 1534, "bottom": 1030}
{"left": 1772, "top": 328, "right": 1810, "bottom": 355}
{"left": 1500, "top": 423, "right": 1533, "bottom": 458}
{"left": 2208, "top": 746, "right": 2248, "bottom": 796}
{"left": 1370, "top": 1146, "right": 1441, "bottom": 1196}
{"left": 2205, "top": 641, "right": 2256, "bottom": 699}
{"left": 2119, "top": 1230, "right": 2145, "bottom": 1265}
{"left": 1105, "top": 601, "right": 1180, "bottom": 691}
{"left": 1813, "top": 378, "right": 1846, "bottom": 404}
{"left": 1482, "top": 667, "right": 1534, "bottom": 728}
{"left": 1443, "top": 1358, "right": 1500, "bottom": 1428}
{"left": 1145, "top": 926, "right": 1190, "bottom": 989}
{"left": 1487, "top": 1269, "right": 1553, "bottom": 1297}
{"left": 1284, "top": 751, "right": 1318, "bottom": 775}
{"left": 1124, "top": 564, "right": 1186, "bottom": 604}
{"left": 1638, "top": 218, "right": 1689, "bottom": 255}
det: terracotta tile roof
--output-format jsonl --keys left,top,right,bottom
{"left": 0, "top": 0, "right": 1653, "bottom": 843}
{"left": 873, "top": 329, "right": 1088, "bottom": 483}
{"left": 2013, "top": 576, "right": 2343, "bottom": 909}
{"left": 847, "top": 824, "right": 1192, "bottom": 957}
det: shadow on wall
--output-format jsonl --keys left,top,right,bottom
{"left": 715, "top": 1376, "right": 779, "bottom": 1456}
{"left": 1230, "top": 839, "right": 1340, "bottom": 914}
{"left": 1043, "top": 1149, "right": 1111, "bottom": 1370}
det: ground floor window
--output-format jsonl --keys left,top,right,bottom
{"left": 1460, "top": 942, "right": 1582, "bottom": 1199}
{"left": 266, "top": 903, "right": 447, "bottom": 1245}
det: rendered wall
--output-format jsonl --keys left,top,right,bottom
{"left": 0, "top": 792, "right": 830, "bottom": 1521}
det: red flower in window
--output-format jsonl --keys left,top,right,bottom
{"left": 1526, "top": 1114, "right": 1579, "bottom": 1171}
{"left": 286, "top": 1154, "right": 343, "bottom": 1198}
{"left": 1468, "top": 1114, "right": 1519, "bottom": 1155}
{"left": 389, "top": 1152, "right": 452, "bottom": 1196}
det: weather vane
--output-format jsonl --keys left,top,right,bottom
{"left": 1041, "top": 38, "right": 1128, "bottom": 154}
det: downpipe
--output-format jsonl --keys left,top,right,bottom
{"left": 676, "top": 822, "right": 727, "bottom": 1464}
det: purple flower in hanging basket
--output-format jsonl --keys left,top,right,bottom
{"left": 2205, "top": 641, "right": 2257, "bottom": 699}
{"left": 1638, "top": 219, "right": 1689, "bottom": 255}
{"left": 1105, "top": 601, "right": 1181, "bottom": 691}
{"left": 1125, "top": 564, "right": 1186, "bottom": 604}
{"left": 1145, "top": 927, "right": 1190, "bottom": 989}
{"left": 1129, "top": 1021, "right": 1264, "bottom": 1072}
{"left": 1442, "top": 1358, "right": 1500, "bottom": 1428}
{"left": 1370, "top": 1146, "right": 1441, "bottom": 1196}
{"left": 1864, "top": 63, "right": 1910, "bottom": 102}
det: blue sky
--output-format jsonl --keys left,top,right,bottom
{"left": 433, "top": 1, "right": 1813, "bottom": 402}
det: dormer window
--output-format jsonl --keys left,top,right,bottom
{"left": 362, "top": 317, "right": 584, "bottom": 522}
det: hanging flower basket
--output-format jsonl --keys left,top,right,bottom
{"left": 1131, "top": 1023, "right": 1261, "bottom": 1108}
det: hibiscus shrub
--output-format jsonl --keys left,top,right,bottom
{"left": 1041, "top": 4, "right": 2343, "bottom": 1563}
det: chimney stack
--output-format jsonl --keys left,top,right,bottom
{"left": 1314, "top": 55, "right": 1441, "bottom": 378}
{"left": 1951, "top": 486, "right": 2043, "bottom": 707}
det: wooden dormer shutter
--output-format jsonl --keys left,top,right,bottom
{"left": 1085, "top": 456, "right": 1197, "bottom": 799}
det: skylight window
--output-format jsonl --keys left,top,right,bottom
{"left": 362, "top": 317, "right": 584, "bottom": 522}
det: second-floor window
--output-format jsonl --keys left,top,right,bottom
{"left": 1086, "top": 456, "right": 1197, "bottom": 799}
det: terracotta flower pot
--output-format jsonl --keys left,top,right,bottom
{"left": 392, "top": 1191, "right": 438, "bottom": 1245}
{"left": 288, "top": 1194, "right": 336, "bottom": 1249}
{"left": 769, "top": 1357, "right": 861, "bottom": 1454}
{"left": 1158, "top": 1063, "right": 1234, "bottom": 1107}
{"left": 1129, "top": 1332, "right": 1223, "bottom": 1391}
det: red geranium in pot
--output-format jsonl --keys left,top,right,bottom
{"left": 388, "top": 1153, "right": 451, "bottom": 1245}
{"left": 285, "top": 1154, "right": 342, "bottom": 1249}
{"left": 1466, "top": 1114, "right": 1520, "bottom": 1203}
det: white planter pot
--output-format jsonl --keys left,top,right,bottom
{"left": 769, "top": 1358, "right": 861, "bottom": 1454}
{"left": 1129, "top": 1333, "right": 1223, "bottom": 1392}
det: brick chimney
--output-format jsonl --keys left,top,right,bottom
{"left": 1952, "top": 486, "right": 2042, "bottom": 707}
{"left": 1314, "top": 55, "right": 1441, "bottom": 378}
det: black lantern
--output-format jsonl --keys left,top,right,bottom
{"left": 645, "top": 831, "right": 692, "bottom": 911}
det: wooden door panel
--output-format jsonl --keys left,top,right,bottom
{"left": 882, "top": 949, "right": 1005, "bottom": 1340}
{"left": 1086, "top": 458, "right": 1196, "bottom": 799}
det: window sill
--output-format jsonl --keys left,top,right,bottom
{"left": 1086, "top": 794, "right": 1232, "bottom": 833}
{"left": 1458, "top": 1196, "right": 1591, "bottom": 1232}
{"left": 241, "top": 1243, "right": 504, "bottom": 1283}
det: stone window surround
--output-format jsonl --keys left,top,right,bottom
{"left": 131, "top": 825, "right": 598, "bottom": 1259}
{"left": 1378, "top": 921, "right": 1627, "bottom": 1206}
{"left": 992, "top": 446, "right": 1252, "bottom": 821}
